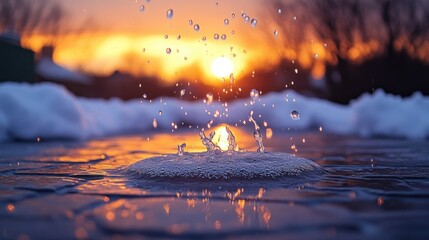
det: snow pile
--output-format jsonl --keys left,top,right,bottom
{"left": 128, "top": 151, "right": 322, "bottom": 180}
{"left": 0, "top": 82, "right": 428, "bottom": 141}
{"left": 37, "top": 58, "right": 92, "bottom": 84}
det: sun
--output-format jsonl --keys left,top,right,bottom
{"left": 211, "top": 57, "right": 234, "bottom": 78}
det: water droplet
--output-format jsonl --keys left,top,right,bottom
{"left": 159, "top": 110, "right": 162, "bottom": 115}
{"left": 188, "top": 19, "right": 193, "bottom": 25}
{"left": 166, "top": 9, "right": 173, "bottom": 19}
{"left": 139, "top": 5, "right": 145, "bottom": 12}
{"left": 274, "top": 30, "right": 278, "bottom": 37}
{"left": 229, "top": 73, "right": 235, "bottom": 84}
{"left": 266, "top": 128, "right": 273, "bottom": 139}
{"left": 214, "top": 33, "right": 219, "bottom": 40}
{"left": 278, "top": 8, "right": 282, "bottom": 14}
{"left": 314, "top": 53, "right": 319, "bottom": 59}
{"left": 166, "top": 48, "right": 172, "bottom": 54}
{"left": 193, "top": 24, "right": 200, "bottom": 31}
{"left": 184, "top": 56, "right": 187, "bottom": 60}
{"left": 164, "top": 34, "right": 168, "bottom": 39}
{"left": 251, "top": 18, "right": 257, "bottom": 27}
{"left": 232, "top": 13, "right": 236, "bottom": 19}
{"left": 142, "top": 48, "right": 146, "bottom": 52}
{"left": 224, "top": 19, "right": 229, "bottom": 25}
{"left": 290, "top": 110, "right": 300, "bottom": 120}
{"left": 250, "top": 89, "right": 259, "bottom": 100}
{"left": 180, "top": 89, "right": 186, "bottom": 97}
{"left": 221, "top": 34, "right": 226, "bottom": 40}
{"left": 206, "top": 93, "right": 213, "bottom": 104}
{"left": 202, "top": 36, "right": 207, "bottom": 41}
{"left": 293, "top": 16, "right": 297, "bottom": 20}
{"left": 177, "top": 35, "right": 181, "bottom": 40}
{"left": 244, "top": 16, "right": 250, "bottom": 23}
{"left": 143, "top": 94, "right": 147, "bottom": 99}
{"left": 294, "top": 68, "right": 298, "bottom": 74}
{"left": 153, "top": 118, "right": 158, "bottom": 128}
{"left": 241, "top": 13, "right": 247, "bottom": 19}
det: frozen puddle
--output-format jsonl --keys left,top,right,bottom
{"left": 128, "top": 151, "right": 321, "bottom": 180}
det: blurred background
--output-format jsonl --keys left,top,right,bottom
{"left": 1, "top": 0, "right": 428, "bottom": 104}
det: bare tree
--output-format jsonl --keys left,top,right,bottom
{"left": 0, "top": 0, "right": 66, "bottom": 39}
{"left": 272, "top": 0, "right": 429, "bottom": 64}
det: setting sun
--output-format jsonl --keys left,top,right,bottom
{"left": 211, "top": 57, "right": 234, "bottom": 78}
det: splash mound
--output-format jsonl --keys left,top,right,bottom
{"left": 128, "top": 151, "right": 321, "bottom": 180}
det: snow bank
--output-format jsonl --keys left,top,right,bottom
{"left": 37, "top": 58, "right": 92, "bottom": 84}
{"left": 0, "top": 82, "right": 428, "bottom": 141}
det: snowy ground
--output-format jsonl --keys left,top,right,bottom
{"left": 0, "top": 82, "right": 428, "bottom": 141}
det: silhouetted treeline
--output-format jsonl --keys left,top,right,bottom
{"left": 273, "top": 0, "right": 429, "bottom": 103}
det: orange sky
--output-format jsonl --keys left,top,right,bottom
{"left": 23, "top": 0, "right": 299, "bottom": 85}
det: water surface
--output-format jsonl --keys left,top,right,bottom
{"left": 1, "top": 127, "right": 428, "bottom": 239}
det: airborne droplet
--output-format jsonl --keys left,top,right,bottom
{"left": 251, "top": 18, "right": 257, "bottom": 27}
{"left": 229, "top": 73, "right": 235, "bottom": 84}
{"left": 244, "top": 16, "right": 250, "bottom": 23}
{"left": 214, "top": 33, "right": 219, "bottom": 40}
{"left": 250, "top": 89, "right": 259, "bottom": 100}
{"left": 224, "top": 19, "right": 229, "bottom": 25}
{"left": 206, "top": 93, "right": 213, "bottom": 105}
{"left": 193, "top": 24, "right": 200, "bottom": 31}
{"left": 221, "top": 34, "right": 226, "bottom": 40}
{"left": 139, "top": 5, "right": 145, "bottom": 12}
{"left": 274, "top": 30, "right": 278, "bottom": 37}
{"left": 290, "top": 110, "right": 300, "bottom": 120}
{"left": 166, "top": 48, "right": 172, "bottom": 54}
{"left": 166, "top": 9, "right": 173, "bottom": 19}
{"left": 180, "top": 89, "right": 186, "bottom": 97}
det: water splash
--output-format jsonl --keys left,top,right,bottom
{"left": 225, "top": 125, "right": 239, "bottom": 152}
{"left": 199, "top": 130, "right": 220, "bottom": 152}
{"left": 249, "top": 112, "right": 265, "bottom": 153}
{"left": 177, "top": 143, "right": 186, "bottom": 156}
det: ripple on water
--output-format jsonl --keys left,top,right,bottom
{"left": 128, "top": 151, "right": 322, "bottom": 180}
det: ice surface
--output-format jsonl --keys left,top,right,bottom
{"left": 128, "top": 151, "right": 321, "bottom": 180}
{"left": 1, "top": 82, "right": 429, "bottom": 141}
